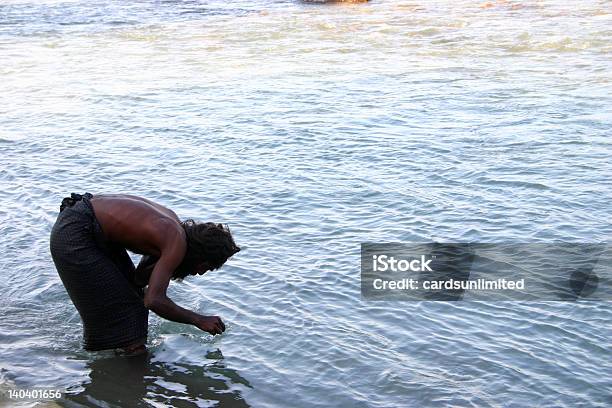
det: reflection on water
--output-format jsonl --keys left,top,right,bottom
{"left": 64, "top": 344, "right": 250, "bottom": 408}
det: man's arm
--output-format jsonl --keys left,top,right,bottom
{"left": 134, "top": 255, "right": 157, "bottom": 286}
{"left": 143, "top": 221, "right": 225, "bottom": 335}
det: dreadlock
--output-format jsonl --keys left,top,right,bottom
{"left": 173, "top": 220, "right": 240, "bottom": 280}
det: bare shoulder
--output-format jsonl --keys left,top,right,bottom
{"left": 92, "top": 194, "right": 180, "bottom": 221}
{"left": 124, "top": 194, "right": 180, "bottom": 221}
{"left": 150, "top": 216, "right": 185, "bottom": 239}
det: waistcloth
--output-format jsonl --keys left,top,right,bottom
{"left": 50, "top": 193, "right": 148, "bottom": 351}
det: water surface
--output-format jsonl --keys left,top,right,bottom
{"left": 1, "top": 0, "right": 611, "bottom": 406}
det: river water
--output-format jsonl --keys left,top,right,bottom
{"left": 1, "top": 0, "right": 611, "bottom": 407}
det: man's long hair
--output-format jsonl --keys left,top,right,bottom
{"left": 173, "top": 220, "right": 240, "bottom": 280}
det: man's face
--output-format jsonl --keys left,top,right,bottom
{"left": 193, "top": 261, "right": 213, "bottom": 276}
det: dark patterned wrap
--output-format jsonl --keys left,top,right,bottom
{"left": 50, "top": 193, "right": 148, "bottom": 351}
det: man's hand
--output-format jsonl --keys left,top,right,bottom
{"left": 144, "top": 293, "right": 226, "bottom": 336}
{"left": 195, "top": 315, "right": 226, "bottom": 335}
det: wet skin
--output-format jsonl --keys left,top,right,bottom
{"left": 90, "top": 194, "right": 226, "bottom": 344}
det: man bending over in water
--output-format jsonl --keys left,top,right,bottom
{"left": 50, "top": 193, "right": 240, "bottom": 353}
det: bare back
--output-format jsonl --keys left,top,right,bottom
{"left": 91, "top": 194, "right": 183, "bottom": 257}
